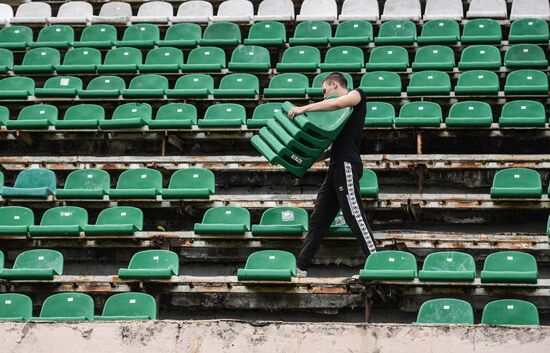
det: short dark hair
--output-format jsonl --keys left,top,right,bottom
{"left": 322, "top": 72, "right": 348, "bottom": 89}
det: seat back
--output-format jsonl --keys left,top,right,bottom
{"left": 0, "top": 293, "right": 32, "bottom": 321}
{"left": 128, "top": 74, "right": 169, "bottom": 91}
{"left": 248, "top": 21, "right": 286, "bottom": 41}
{"left": 103, "top": 47, "right": 142, "bottom": 65}
{"left": 230, "top": 45, "right": 270, "bottom": 66}
{"left": 481, "top": 299, "right": 539, "bottom": 325}
{"left": 85, "top": 76, "right": 126, "bottom": 91}
{"left": 55, "top": 2, "right": 93, "bottom": 20}
{"left": 155, "top": 103, "right": 198, "bottom": 123}
{"left": 298, "top": 0, "right": 337, "bottom": 19}
{"left": 202, "top": 206, "right": 250, "bottom": 226}
{"left": 293, "top": 21, "right": 332, "bottom": 39}
{"left": 204, "top": 103, "right": 246, "bottom": 123}
{"left": 359, "top": 169, "right": 379, "bottom": 190}
{"left": 258, "top": 207, "right": 308, "bottom": 227}
{"left": 281, "top": 46, "right": 321, "bottom": 64}
{"left": 368, "top": 46, "right": 409, "bottom": 65}
{"left": 174, "top": 74, "right": 214, "bottom": 90}
{"left": 467, "top": 0, "right": 507, "bottom": 18}
{"left": 36, "top": 25, "right": 74, "bottom": 43}
{"left": 18, "top": 104, "right": 58, "bottom": 122}
{"left": 483, "top": 250, "right": 538, "bottom": 272}
{"left": 0, "top": 4, "right": 13, "bottom": 23}
{"left": 101, "top": 292, "right": 157, "bottom": 319}
{"left": 420, "top": 19, "right": 460, "bottom": 39}
{"left": 0, "top": 105, "right": 8, "bottom": 125}
{"left": 377, "top": 20, "right": 417, "bottom": 39}
{"left": 381, "top": 0, "right": 421, "bottom": 20}
{"left": 413, "top": 45, "right": 455, "bottom": 65}
{"left": 251, "top": 102, "right": 283, "bottom": 120}
{"left": 510, "top": 0, "right": 550, "bottom": 20}
{"left": 168, "top": 168, "right": 215, "bottom": 193}
{"left": 186, "top": 46, "right": 226, "bottom": 66}
{"left": 0, "top": 77, "right": 34, "bottom": 93}
{"left": 408, "top": 71, "right": 450, "bottom": 87}
{"left": 267, "top": 73, "right": 309, "bottom": 90}
{"left": 334, "top": 20, "right": 373, "bottom": 39}
{"left": 457, "top": 70, "right": 499, "bottom": 87}
{"left": 175, "top": 1, "right": 213, "bottom": 18}
{"left": 39, "top": 293, "right": 94, "bottom": 320}
{"left": 97, "top": 2, "right": 132, "bottom": 18}
{"left": 115, "top": 168, "right": 162, "bottom": 190}
{"left": 505, "top": 44, "right": 548, "bottom": 67}
{"left": 257, "top": 0, "right": 294, "bottom": 19}
{"left": 39, "top": 206, "right": 88, "bottom": 227}
{"left": 112, "top": 103, "right": 153, "bottom": 122}
{"left": 13, "top": 249, "right": 63, "bottom": 274}
{"left": 462, "top": 19, "right": 502, "bottom": 39}
{"left": 0, "top": 26, "right": 32, "bottom": 44}
{"left": 505, "top": 69, "right": 548, "bottom": 88}
{"left": 14, "top": 2, "right": 51, "bottom": 19}
{"left": 448, "top": 101, "right": 492, "bottom": 119}
{"left": 216, "top": 0, "right": 253, "bottom": 18}
{"left": 324, "top": 46, "right": 364, "bottom": 64}
{"left": 13, "top": 169, "right": 57, "bottom": 191}
{"left": 218, "top": 73, "right": 259, "bottom": 93}
{"left": 365, "top": 102, "right": 396, "bottom": 120}
{"left": 492, "top": 167, "right": 542, "bottom": 190}
{"left": 22, "top": 47, "right": 60, "bottom": 66}
{"left": 96, "top": 206, "right": 143, "bottom": 230}
{"left": 364, "top": 251, "right": 417, "bottom": 271}
{"left": 121, "top": 24, "right": 160, "bottom": 42}
{"left": 63, "top": 168, "right": 110, "bottom": 191}
{"left": 42, "top": 76, "right": 83, "bottom": 91}
{"left": 244, "top": 250, "right": 296, "bottom": 274}
{"left": 137, "top": 1, "right": 173, "bottom": 17}
{"left": 79, "top": 25, "right": 117, "bottom": 43}
{"left": 422, "top": 251, "right": 476, "bottom": 272}
{"left": 500, "top": 100, "right": 546, "bottom": 119}
{"left": 416, "top": 298, "right": 474, "bottom": 324}
{"left": 202, "top": 22, "right": 241, "bottom": 41}
{"left": 63, "top": 104, "right": 105, "bottom": 122}
{"left": 509, "top": 18, "right": 549, "bottom": 42}
{"left": 127, "top": 250, "right": 179, "bottom": 274}
{"left": 340, "top": 0, "right": 379, "bottom": 20}
{"left": 459, "top": 45, "right": 501, "bottom": 66}
{"left": 424, "top": 0, "right": 463, "bottom": 20}
{"left": 399, "top": 102, "right": 442, "bottom": 119}
{"left": 62, "top": 48, "right": 102, "bottom": 66}
{"left": 361, "top": 71, "right": 401, "bottom": 89}
{"left": 0, "top": 206, "right": 34, "bottom": 227}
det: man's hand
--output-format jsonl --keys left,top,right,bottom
{"left": 287, "top": 106, "right": 306, "bottom": 120}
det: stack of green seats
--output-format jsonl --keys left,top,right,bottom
{"left": 251, "top": 100, "right": 353, "bottom": 177}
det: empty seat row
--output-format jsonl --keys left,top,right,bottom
{"left": 0, "top": 206, "right": 143, "bottom": 237}
{"left": 0, "top": 167, "right": 215, "bottom": 200}
{"left": 1, "top": 0, "right": 548, "bottom": 25}
{"left": 1, "top": 18, "right": 549, "bottom": 52}
{"left": 0, "top": 291, "right": 156, "bottom": 321}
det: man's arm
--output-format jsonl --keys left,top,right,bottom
{"left": 287, "top": 90, "right": 362, "bottom": 119}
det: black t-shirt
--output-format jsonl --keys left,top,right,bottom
{"left": 330, "top": 88, "right": 366, "bottom": 166}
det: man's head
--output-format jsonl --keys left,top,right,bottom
{"left": 321, "top": 73, "right": 349, "bottom": 98}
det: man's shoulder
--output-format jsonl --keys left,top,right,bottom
{"left": 350, "top": 88, "right": 367, "bottom": 105}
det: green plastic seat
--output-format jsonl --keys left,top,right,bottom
{"left": 365, "top": 102, "right": 395, "bottom": 127}
{"left": 406, "top": 71, "right": 451, "bottom": 96}
{"left": 395, "top": 101, "right": 442, "bottom": 127}
{"left": 320, "top": 46, "right": 364, "bottom": 72}
{"left": 454, "top": 70, "right": 500, "bottom": 95}
{"left": 258, "top": 124, "right": 318, "bottom": 170}
{"left": 307, "top": 71, "right": 353, "bottom": 97}
{"left": 56, "top": 169, "right": 110, "bottom": 199}
{"left": 77, "top": 76, "right": 126, "bottom": 98}
{"left": 34, "top": 76, "right": 82, "bottom": 98}
{"left": 118, "top": 250, "right": 179, "bottom": 279}
{"left": 121, "top": 74, "right": 168, "bottom": 98}
{"left": 482, "top": 299, "right": 539, "bottom": 326}
{"left": 289, "top": 21, "right": 331, "bottom": 46}
{"left": 498, "top": 100, "right": 546, "bottom": 127}
{"left": 247, "top": 102, "right": 283, "bottom": 128}
{"left": 374, "top": 20, "right": 417, "bottom": 44}
{"left": 276, "top": 46, "right": 321, "bottom": 72}
{"left": 0, "top": 26, "right": 32, "bottom": 49}
{"left": 1, "top": 169, "right": 56, "bottom": 199}
{"left": 149, "top": 103, "right": 198, "bottom": 129}
{"left": 82, "top": 206, "right": 143, "bottom": 236}
{"left": 55, "top": 104, "right": 105, "bottom": 129}
{"left": 359, "top": 251, "right": 417, "bottom": 280}
{"left": 213, "top": 73, "right": 259, "bottom": 98}
{"left": 509, "top": 19, "right": 549, "bottom": 44}
{"left": 29, "top": 206, "right": 87, "bottom": 236}
{"left": 445, "top": 101, "right": 493, "bottom": 127}
{"left": 458, "top": 45, "right": 501, "bottom": 70}
{"left": 547, "top": 215, "right": 550, "bottom": 237}
{"left": 263, "top": 74, "right": 308, "bottom": 98}
{"left": 0, "top": 206, "right": 34, "bottom": 235}
{"left": 109, "top": 168, "right": 161, "bottom": 199}
{"left": 97, "top": 47, "right": 142, "bottom": 73}
{"left": 198, "top": 103, "right": 246, "bottom": 127}
{"left": 0, "top": 77, "right": 34, "bottom": 99}
{"left": 5, "top": 104, "right": 57, "bottom": 130}
{"left": 504, "top": 70, "right": 548, "bottom": 95}
{"left": 412, "top": 45, "right": 455, "bottom": 71}
{"left": 194, "top": 206, "right": 251, "bottom": 235}
{"left": 481, "top": 251, "right": 538, "bottom": 283}
{"left": 365, "top": 46, "right": 409, "bottom": 71}
{"left": 360, "top": 72, "right": 402, "bottom": 97}
{"left": 0, "top": 249, "right": 63, "bottom": 280}
{"left": 180, "top": 47, "right": 226, "bottom": 72}
{"left": 251, "top": 207, "right": 308, "bottom": 236}
{"left": 416, "top": 299, "right": 474, "bottom": 325}
{"left": 95, "top": 293, "right": 156, "bottom": 320}
{"left": 161, "top": 168, "right": 215, "bottom": 199}
{"left": 288, "top": 100, "right": 354, "bottom": 140}
{"left": 328, "top": 210, "right": 352, "bottom": 236}
{"left": 244, "top": 21, "right": 286, "bottom": 46}
{"left": 55, "top": 47, "right": 101, "bottom": 73}
{"left": 228, "top": 45, "right": 271, "bottom": 72}
{"left": 0, "top": 48, "right": 13, "bottom": 73}
{"left": 490, "top": 168, "right": 542, "bottom": 198}
{"left": 157, "top": 23, "right": 201, "bottom": 48}
{"left": 138, "top": 47, "right": 184, "bottom": 73}
{"left": 74, "top": 24, "right": 117, "bottom": 49}
{"left": 0, "top": 106, "right": 8, "bottom": 125}
{"left": 237, "top": 250, "right": 296, "bottom": 281}
{"left": 165, "top": 74, "right": 214, "bottom": 98}
{"left": 35, "top": 293, "right": 93, "bottom": 321}
{"left": 417, "top": 20, "right": 460, "bottom": 44}
{"left": 115, "top": 24, "right": 160, "bottom": 48}
{"left": 329, "top": 20, "right": 373, "bottom": 45}
{"left": 0, "top": 293, "right": 32, "bottom": 321}
{"left": 504, "top": 44, "right": 548, "bottom": 69}
{"left": 359, "top": 169, "right": 379, "bottom": 197}
{"left": 30, "top": 25, "right": 74, "bottom": 48}
{"left": 251, "top": 135, "right": 309, "bottom": 178}
{"left": 100, "top": 103, "right": 152, "bottom": 129}
{"left": 461, "top": 19, "right": 502, "bottom": 44}
{"left": 199, "top": 22, "right": 241, "bottom": 47}
{"left": 418, "top": 252, "right": 476, "bottom": 281}
{"left": 13, "top": 47, "right": 60, "bottom": 74}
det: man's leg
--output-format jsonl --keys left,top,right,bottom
{"left": 333, "top": 162, "right": 378, "bottom": 257}
{"left": 296, "top": 169, "right": 340, "bottom": 271}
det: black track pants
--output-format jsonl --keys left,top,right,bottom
{"left": 297, "top": 161, "right": 378, "bottom": 270}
